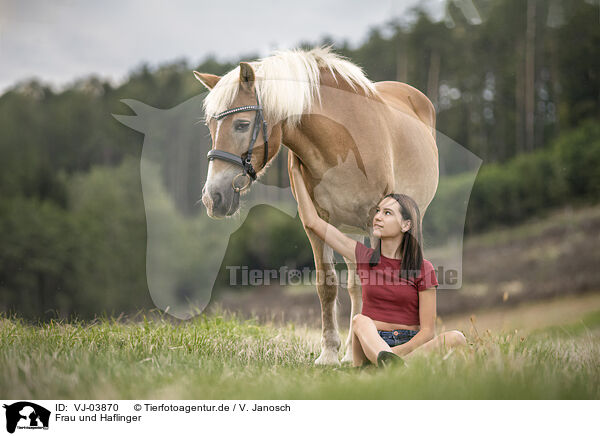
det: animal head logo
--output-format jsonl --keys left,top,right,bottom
{"left": 114, "top": 86, "right": 480, "bottom": 319}
{"left": 3, "top": 402, "right": 50, "bottom": 434}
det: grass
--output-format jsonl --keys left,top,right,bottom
{"left": 529, "top": 310, "right": 600, "bottom": 338}
{"left": 1, "top": 306, "right": 599, "bottom": 400}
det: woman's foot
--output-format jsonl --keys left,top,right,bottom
{"left": 377, "top": 351, "right": 405, "bottom": 368}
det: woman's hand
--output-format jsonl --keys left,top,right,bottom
{"left": 290, "top": 153, "right": 302, "bottom": 176}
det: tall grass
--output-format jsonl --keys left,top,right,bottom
{"left": 1, "top": 309, "right": 598, "bottom": 399}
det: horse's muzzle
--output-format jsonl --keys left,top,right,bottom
{"left": 202, "top": 189, "right": 239, "bottom": 218}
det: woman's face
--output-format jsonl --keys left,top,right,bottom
{"left": 372, "top": 197, "right": 411, "bottom": 238}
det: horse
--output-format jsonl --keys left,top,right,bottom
{"left": 194, "top": 46, "right": 438, "bottom": 365}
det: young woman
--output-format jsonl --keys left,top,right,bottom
{"left": 289, "top": 156, "right": 467, "bottom": 367}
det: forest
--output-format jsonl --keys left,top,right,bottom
{"left": 0, "top": 0, "right": 598, "bottom": 319}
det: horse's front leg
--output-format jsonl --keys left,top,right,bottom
{"left": 341, "top": 256, "right": 361, "bottom": 363}
{"left": 305, "top": 227, "right": 341, "bottom": 366}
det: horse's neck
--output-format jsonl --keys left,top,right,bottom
{"left": 280, "top": 78, "right": 384, "bottom": 180}
{"left": 281, "top": 117, "right": 337, "bottom": 178}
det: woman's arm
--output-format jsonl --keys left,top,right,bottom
{"left": 391, "top": 287, "right": 437, "bottom": 356}
{"left": 289, "top": 154, "right": 357, "bottom": 263}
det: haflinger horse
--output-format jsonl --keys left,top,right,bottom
{"left": 194, "top": 47, "right": 438, "bottom": 366}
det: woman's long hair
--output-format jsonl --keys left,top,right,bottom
{"left": 369, "top": 193, "right": 423, "bottom": 281}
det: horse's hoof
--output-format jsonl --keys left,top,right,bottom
{"left": 314, "top": 349, "right": 340, "bottom": 366}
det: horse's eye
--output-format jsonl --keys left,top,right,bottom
{"left": 234, "top": 120, "right": 251, "bottom": 132}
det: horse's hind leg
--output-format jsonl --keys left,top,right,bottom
{"left": 341, "top": 256, "right": 361, "bottom": 363}
{"left": 305, "top": 228, "right": 341, "bottom": 366}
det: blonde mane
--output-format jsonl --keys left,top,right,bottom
{"left": 203, "top": 46, "right": 377, "bottom": 126}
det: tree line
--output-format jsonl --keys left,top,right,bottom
{"left": 0, "top": 0, "right": 598, "bottom": 319}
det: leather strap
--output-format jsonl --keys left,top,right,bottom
{"left": 206, "top": 149, "right": 245, "bottom": 168}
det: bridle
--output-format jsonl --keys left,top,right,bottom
{"left": 206, "top": 93, "right": 269, "bottom": 193}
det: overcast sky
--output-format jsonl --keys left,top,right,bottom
{"left": 0, "top": 0, "right": 446, "bottom": 94}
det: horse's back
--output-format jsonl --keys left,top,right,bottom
{"left": 374, "top": 81, "right": 436, "bottom": 140}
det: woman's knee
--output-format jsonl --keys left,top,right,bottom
{"left": 351, "top": 313, "right": 371, "bottom": 331}
{"left": 447, "top": 330, "right": 467, "bottom": 347}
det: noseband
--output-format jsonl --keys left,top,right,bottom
{"left": 206, "top": 93, "right": 269, "bottom": 193}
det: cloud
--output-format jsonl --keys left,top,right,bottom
{"left": 0, "top": 0, "right": 437, "bottom": 93}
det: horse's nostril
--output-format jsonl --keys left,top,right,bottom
{"left": 213, "top": 192, "right": 222, "bottom": 207}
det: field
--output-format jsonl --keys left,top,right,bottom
{"left": 2, "top": 203, "right": 600, "bottom": 399}
{"left": 1, "top": 292, "right": 599, "bottom": 399}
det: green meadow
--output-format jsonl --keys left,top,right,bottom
{"left": 1, "top": 305, "right": 598, "bottom": 399}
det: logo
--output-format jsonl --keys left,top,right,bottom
{"left": 3, "top": 402, "right": 50, "bottom": 434}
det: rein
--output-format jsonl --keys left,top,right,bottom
{"left": 206, "top": 93, "right": 269, "bottom": 193}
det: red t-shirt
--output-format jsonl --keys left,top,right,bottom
{"left": 355, "top": 241, "right": 438, "bottom": 325}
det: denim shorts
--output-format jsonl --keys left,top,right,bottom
{"left": 378, "top": 329, "right": 418, "bottom": 347}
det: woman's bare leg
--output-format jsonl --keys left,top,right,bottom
{"left": 352, "top": 314, "right": 392, "bottom": 366}
{"left": 351, "top": 330, "right": 368, "bottom": 367}
{"left": 399, "top": 330, "right": 467, "bottom": 360}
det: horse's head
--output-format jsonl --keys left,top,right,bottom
{"left": 194, "top": 62, "right": 283, "bottom": 218}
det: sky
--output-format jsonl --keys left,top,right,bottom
{"left": 0, "top": 0, "right": 446, "bottom": 94}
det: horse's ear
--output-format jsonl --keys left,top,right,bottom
{"left": 239, "top": 62, "right": 255, "bottom": 91}
{"left": 193, "top": 72, "right": 221, "bottom": 90}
